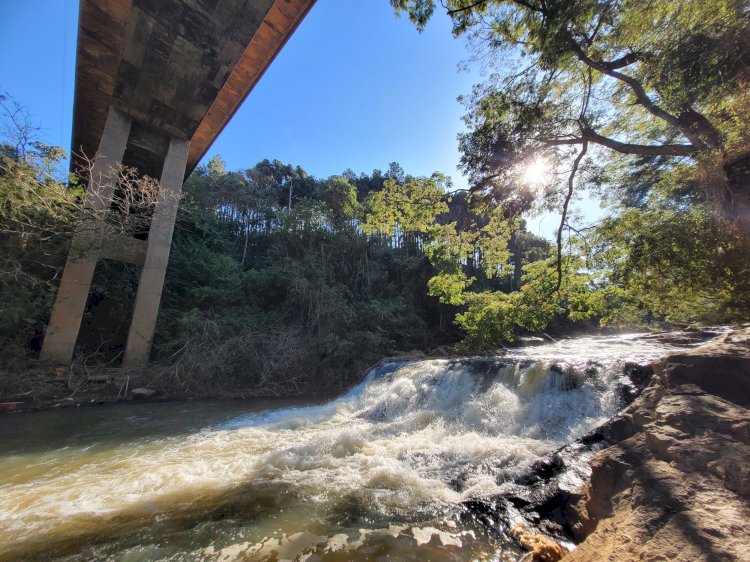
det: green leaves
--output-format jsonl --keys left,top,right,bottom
{"left": 476, "top": 205, "right": 512, "bottom": 277}
{"left": 589, "top": 205, "right": 750, "bottom": 325}
{"left": 0, "top": 154, "right": 81, "bottom": 364}
{"left": 454, "top": 257, "right": 600, "bottom": 349}
{"left": 395, "top": 0, "right": 748, "bottom": 222}
{"left": 427, "top": 271, "right": 474, "bottom": 305}
{"left": 386, "top": 0, "right": 750, "bottom": 350}
{"left": 362, "top": 174, "right": 449, "bottom": 236}
{"left": 390, "top": 0, "right": 436, "bottom": 32}
{"left": 320, "top": 176, "right": 361, "bottom": 225}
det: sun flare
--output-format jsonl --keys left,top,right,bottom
{"left": 522, "top": 157, "right": 551, "bottom": 186}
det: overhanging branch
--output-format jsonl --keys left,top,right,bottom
{"left": 557, "top": 141, "right": 588, "bottom": 292}
{"left": 537, "top": 130, "right": 697, "bottom": 157}
{"left": 567, "top": 41, "right": 717, "bottom": 150}
{"left": 569, "top": 43, "right": 682, "bottom": 127}
{"left": 446, "top": 0, "right": 488, "bottom": 16}
{"left": 601, "top": 52, "right": 640, "bottom": 70}
{"left": 581, "top": 128, "right": 697, "bottom": 157}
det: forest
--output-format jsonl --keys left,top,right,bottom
{"left": 1, "top": 0, "right": 749, "bottom": 398}
{"left": 1, "top": 147, "right": 747, "bottom": 397}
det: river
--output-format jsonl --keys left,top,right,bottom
{"left": 0, "top": 332, "right": 720, "bottom": 561}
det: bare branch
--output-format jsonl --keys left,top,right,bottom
{"left": 557, "top": 141, "right": 588, "bottom": 291}
{"left": 446, "top": 0, "right": 488, "bottom": 16}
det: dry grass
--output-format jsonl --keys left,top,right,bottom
{"left": 145, "top": 326, "right": 314, "bottom": 397}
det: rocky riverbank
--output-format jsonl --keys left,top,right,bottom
{"left": 563, "top": 327, "right": 750, "bottom": 561}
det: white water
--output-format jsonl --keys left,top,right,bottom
{"left": 0, "top": 332, "right": 715, "bottom": 561}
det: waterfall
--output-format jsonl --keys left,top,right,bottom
{"left": 0, "top": 331, "right": 721, "bottom": 561}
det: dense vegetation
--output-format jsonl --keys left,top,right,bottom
{"left": 387, "top": 0, "right": 750, "bottom": 340}
{"left": 1, "top": 0, "right": 748, "bottom": 396}
{"left": 0, "top": 139, "right": 551, "bottom": 393}
{"left": 1, "top": 145, "right": 746, "bottom": 395}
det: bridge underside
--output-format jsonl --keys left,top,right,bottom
{"left": 40, "top": 0, "right": 316, "bottom": 369}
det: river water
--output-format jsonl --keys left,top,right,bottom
{"left": 0, "top": 332, "right": 718, "bottom": 561}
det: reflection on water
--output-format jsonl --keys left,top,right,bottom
{"left": 0, "top": 332, "right": 714, "bottom": 561}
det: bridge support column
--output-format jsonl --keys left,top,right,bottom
{"left": 39, "top": 107, "right": 132, "bottom": 366}
{"left": 122, "top": 137, "right": 189, "bottom": 369}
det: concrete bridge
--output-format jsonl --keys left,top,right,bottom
{"left": 40, "top": 0, "right": 316, "bottom": 369}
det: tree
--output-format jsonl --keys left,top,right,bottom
{"left": 207, "top": 154, "right": 226, "bottom": 178}
{"left": 345, "top": 167, "right": 388, "bottom": 201}
{"left": 392, "top": 0, "right": 750, "bottom": 245}
{"left": 363, "top": 173, "right": 450, "bottom": 236}
{"left": 319, "top": 176, "right": 361, "bottom": 227}
{"left": 454, "top": 255, "right": 606, "bottom": 349}
{"left": 588, "top": 205, "right": 750, "bottom": 324}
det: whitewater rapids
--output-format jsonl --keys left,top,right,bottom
{"left": 0, "top": 332, "right": 717, "bottom": 561}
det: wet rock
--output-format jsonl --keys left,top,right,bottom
{"left": 583, "top": 363, "right": 602, "bottom": 377}
{"left": 461, "top": 329, "right": 750, "bottom": 561}
{"left": 516, "top": 454, "right": 567, "bottom": 487}
{"left": 622, "top": 362, "right": 654, "bottom": 388}
{"left": 460, "top": 360, "right": 658, "bottom": 546}
{"left": 460, "top": 499, "right": 512, "bottom": 541}
{"left": 430, "top": 345, "right": 453, "bottom": 357}
{"left": 639, "top": 329, "right": 725, "bottom": 347}
{"left": 130, "top": 387, "right": 156, "bottom": 398}
{"left": 397, "top": 349, "right": 425, "bottom": 360}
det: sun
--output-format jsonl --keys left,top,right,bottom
{"left": 522, "top": 157, "right": 551, "bottom": 186}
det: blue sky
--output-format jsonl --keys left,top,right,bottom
{"left": 0, "top": 1, "right": 476, "bottom": 179}
{"left": 1, "top": 0, "right": 598, "bottom": 238}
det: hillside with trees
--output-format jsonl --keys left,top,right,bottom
{"left": 1, "top": 0, "right": 749, "bottom": 397}
{"left": 1, "top": 142, "right": 746, "bottom": 399}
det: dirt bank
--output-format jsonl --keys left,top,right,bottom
{"left": 563, "top": 327, "right": 750, "bottom": 562}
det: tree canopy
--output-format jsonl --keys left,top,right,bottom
{"left": 392, "top": 0, "right": 750, "bottom": 242}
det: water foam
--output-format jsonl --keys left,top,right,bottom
{"left": 0, "top": 333, "right": 702, "bottom": 559}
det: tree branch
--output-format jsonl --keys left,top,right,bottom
{"left": 601, "top": 52, "right": 640, "bottom": 70}
{"left": 581, "top": 127, "right": 698, "bottom": 157}
{"left": 537, "top": 130, "right": 698, "bottom": 157}
{"left": 446, "top": 0, "right": 488, "bottom": 16}
{"left": 567, "top": 41, "right": 718, "bottom": 150}
{"left": 569, "top": 43, "right": 683, "bottom": 127}
{"left": 557, "top": 141, "right": 588, "bottom": 291}
{"left": 538, "top": 137, "right": 587, "bottom": 146}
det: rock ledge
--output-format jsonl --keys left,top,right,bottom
{"left": 564, "top": 327, "right": 750, "bottom": 562}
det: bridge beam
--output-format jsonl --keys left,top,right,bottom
{"left": 40, "top": 0, "right": 318, "bottom": 369}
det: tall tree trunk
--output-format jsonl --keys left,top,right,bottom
{"left": 241, "top": 224, "right": 249, "bottom": 266}
{"left": 724, "top": 154, "right": 750, "bottom": 248}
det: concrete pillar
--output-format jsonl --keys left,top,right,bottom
{"left": 122, "top": 137, "right": 188, "bottom": 369}
{"left": 39, "top": 107, "right": 132, "bottom": 366}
